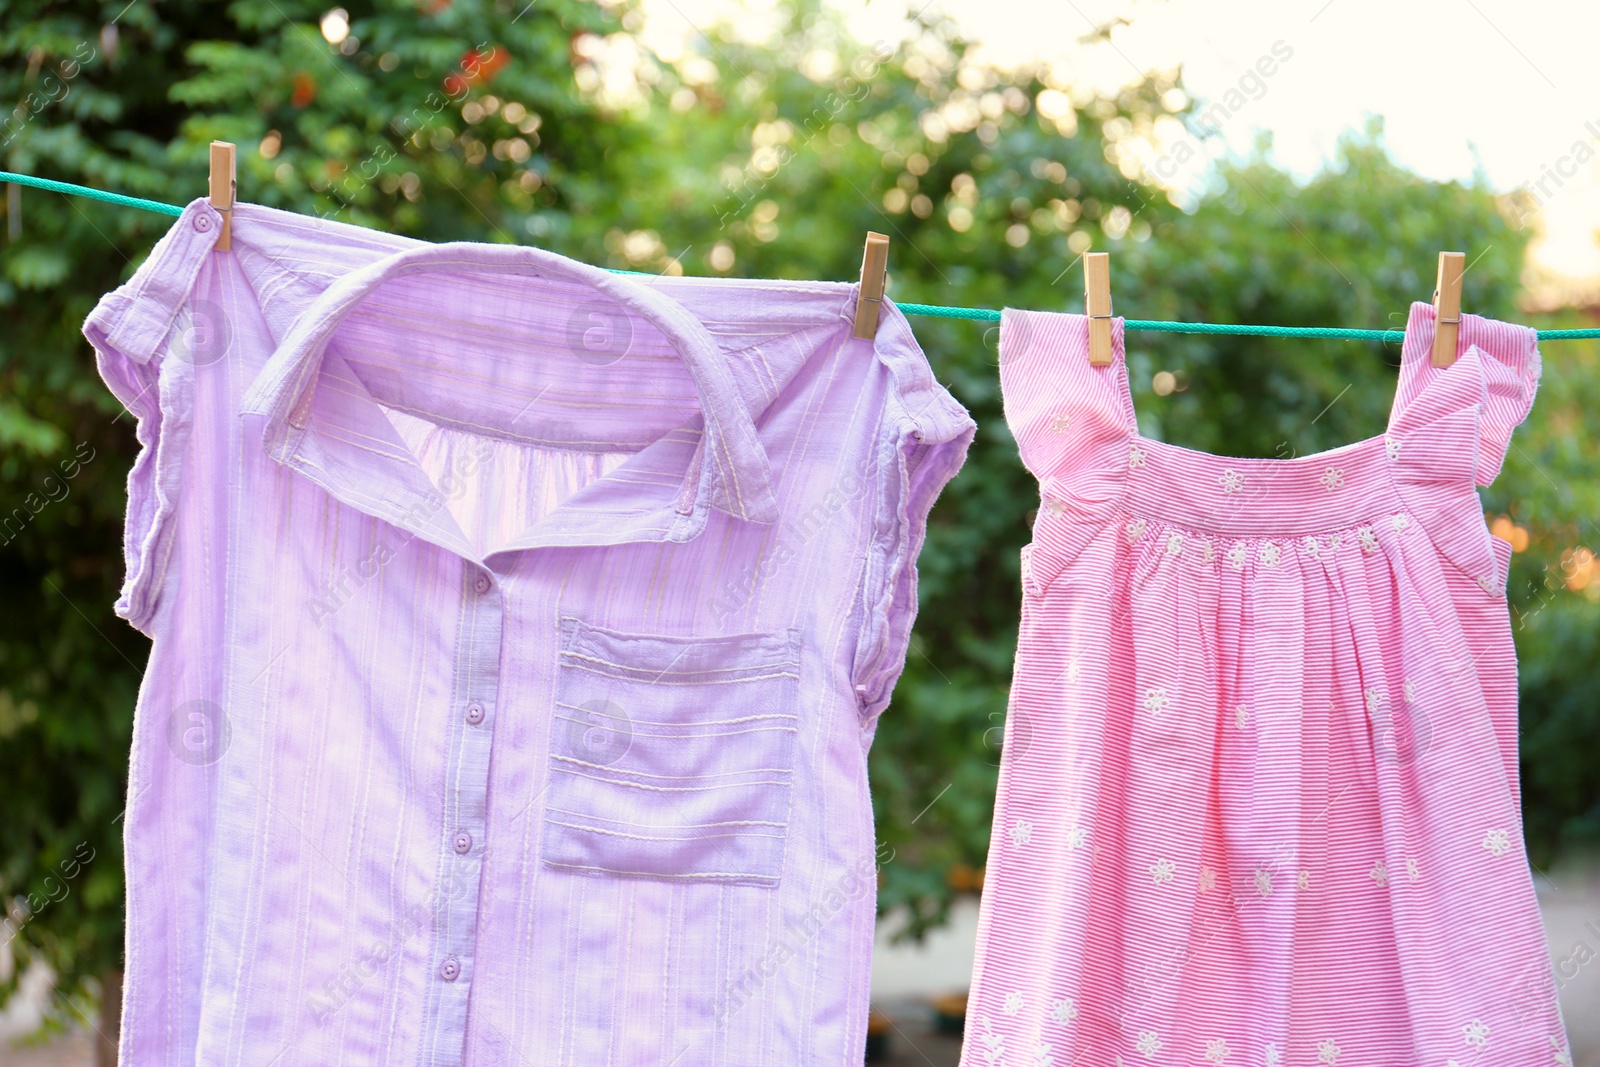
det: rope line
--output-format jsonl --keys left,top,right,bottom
{"left": 1, "top": 171, "right": 186, "bottom": 217}
{"left": 6, "top": 171, "right": 1600, "bottom": 341}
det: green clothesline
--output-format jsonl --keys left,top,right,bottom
{"left": 8, "top": 169, "right": 1600, "bottom": 342}
{"left": 3, "top": 170, "right": 187, "bottom": 218}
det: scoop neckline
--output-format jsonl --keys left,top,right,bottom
{"left": 1130, "top": 428, "right": 1390, "bottom": 471}
{"left": 1114, "top": 308, "right": 1417, "bottom": 468}
{"left": 1097, "top": 310, "right": 1424, "bottom": 536}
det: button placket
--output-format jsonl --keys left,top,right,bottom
{"left": 418, "top": 562, "right": 504, "bottom": 1065}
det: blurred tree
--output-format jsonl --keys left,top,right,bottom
{"left": 1, "top": 1, "right": 1596, "bottom": 1060}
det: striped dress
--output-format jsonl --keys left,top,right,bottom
{"left": 964, "top": 303, "right": 1571, "bottom": 1067}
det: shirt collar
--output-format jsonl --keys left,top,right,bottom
{"left": 242, "top": 242, "right": 779, "bottom": 561}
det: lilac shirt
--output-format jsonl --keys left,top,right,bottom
{"left": 84, "top": 198, "right": 973, "bottom": 1066}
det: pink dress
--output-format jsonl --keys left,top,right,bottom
{"left": 963, "top": 303, "right": 1571, "bottom": 1067}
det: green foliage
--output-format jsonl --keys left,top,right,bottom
{"left": 1, "top": 0, "right": 1596, "bottom": 1032}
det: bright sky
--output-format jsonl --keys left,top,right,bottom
{"left": 641, "top": 0, "right": 1600, "bottom": 301}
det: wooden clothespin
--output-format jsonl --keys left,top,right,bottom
{"left": 209, "top": 140, "right": 236, "bottom": 251}
{"left": 1431, "top": 251, "right": 1464, "bottom": 367}
{"left": 852, "top": 232, "right": 890, "bottom": 341}
{"left": 1084, "top": 252, "right": 1113, "bottom": 366}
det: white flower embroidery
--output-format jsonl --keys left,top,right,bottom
{"left": 1136, "top": 1030, "right": 1164, "bottom": 1058}
{"left": 1044, "top": 497, "right": 1068, "bottom": 517}
{"left": 1320, "top": 467, "right": 1344, "bottom": 491}
{"left": 1482, "top": 829, "right": 1511, "bottom": 857}
{"left": 1297, "top": 870, "right": 1310, "bottom": 890}
{"left": 1370, "top": 861, "right": 1390, "bottom": 887}
{"left": 1021, "top": 552, "right": 1034, "bottom": 589}
{"left": 1166, "top": 532, "right": 1184, "bottom": 556}
{"left": 1402, "top": 680, "right": 1416, "bottom": 704}
{"left": 1254, "top": 868, "right": 1273, "bottom": 896}
{"left": 1385, "top": 437, "right": 1402, "bottom": 461}
{"left": 1009, "top": 820, "right": 1033, "bottom": 847}
{"left": 1126, "top": 518, "right": 1147, "bottom": 543}
{"left": 1205, "top": 1037, "right": 1232, "bottom": 1064}
{"left": 1316, "top": 1037, "right": 1341, "bottom": 1065}
{"left": 1552, "top": 1036, "right": 1573, "bottom": 1065}
{"left": 1265, "top": 1043, "right": 1281, "bottom": 1066}
{"left": 1463, "top": 1019, "right": 1490, "bottom": 1048}
{"left": 977, "top": 1016, "right": 1006, "bottom": 1064}
{"left": 1128, "top": 444, "right": 1147, "bottom": 470}
{"left": 1235, "top": 705, "right": 1249, "bottom": 729}
{"left": 1034, "top": 1041, "right": 1055, "bottom": 1067}
{"left": 1259, "top": 542, "right": 1281, "bottom": 567}
{"left": 1406, "top": 858, "right": 1420, "bottom": 882}
{"left": 1478, "top": 574, "right": 1502, "bottom": 595}
{"left": 1219, "top": 469, "right": 1245, "bottom": 494}
{"left": 1329, "top": 531, "right": 1343, "bottom": 548}
{"left": 1202, "top": 541, "right": 1215, "bottom": 562}
{"left": 1198, "top": 865, "right": 1217, "bottom": 892}
{"left": 1143, "top": 687, "right": 1171, "bottom": 714}
{"left": 1391, "top": 513, "right": 1409, "bottom": 531}
{"left": 1149, "top": 859, "right": 1177, "bottom": 886}
{"left": 1302, "top": 536, "right": 1322, "bottom": 560}
{"left": 1004, "top": 991, "right": 1025, "bottom": 1016}
{"left": 1050, "top": 413, "right": 1071, "bottom": 434}
{"left": 1226, "top": 542, "right": 1248, "bottom": 571}
{"left": 1050, "top": 997, "right": 1078, "bottom": 1024}
{"left": 1359, "top": 527, "right": 1379, "bottom": 554}
{"left": 1364, "top": 688, "right": 1383, "bottom": 714}
{"left": 1064, "top": 825, "right": 1089, "bottom": 850}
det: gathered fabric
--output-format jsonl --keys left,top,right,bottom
{"left": 964, "top": 303, "right": 1569, "bottom": 1067}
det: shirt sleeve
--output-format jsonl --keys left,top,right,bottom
{"left": 851, "top": 306, "right": 975, "bottom": 720}
{"left": 81, "top": 198, "right": 222, "bottom": 634}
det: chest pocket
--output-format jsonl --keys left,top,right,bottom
{"left": 541, "top": 617, "right": 802, "bottom": 888}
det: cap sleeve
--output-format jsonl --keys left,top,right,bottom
{"left": 850, "top": 304, "right": 976, "bottom": 721}
{"left": 1469, "top": 318, "right": 1542, "bottom": 487}
{"left": 999, "top": 309, "right": 1137, "bottom": 480}
{"left": 81, "top": 197, "right": 222, "bottom": 633}
{"left": 1387, "top": 301, "right": 1541, "bottom": 488}
{"left": 1000, "top": 310, "right": 1137, "bottom": 594}
{"left": 1386, "top": 303, "right": 1541, "bottom": 597}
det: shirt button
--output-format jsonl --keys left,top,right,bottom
{"left": 465, "top": 702, "right": 485, "bottom": 725}
{"left": 453, "top": 830, "right": 473, "bottom": 854}
{"left": 472, "top": 570, "right": 491, "bottom": 595}
{"left": 439, "top": 956, "right": 460, "bottom": 982}
{"left": 193, "top": 212, "right": 213, "bottom": 232}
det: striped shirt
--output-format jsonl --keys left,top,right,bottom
{"left": 84, "top": 197, "right": 973, "bottom": 1066}
{"left": 965, "top": 304, "right": 1570, "bottom": 1067}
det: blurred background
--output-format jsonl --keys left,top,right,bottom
{"left": 1, "top": 0, "right": 1596, "bottom": 1064}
